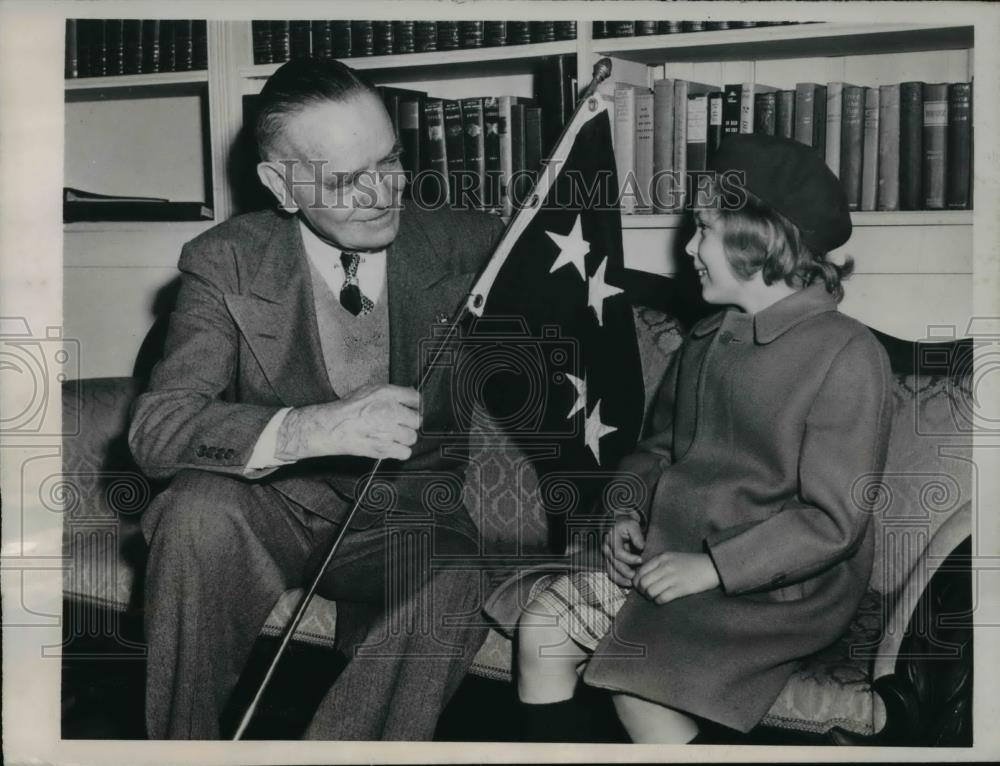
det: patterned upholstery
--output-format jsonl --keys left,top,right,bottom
{"left": 60, "top": 307, "right": 971, "bottom": 737}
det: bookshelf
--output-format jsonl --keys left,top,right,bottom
{"left": 63, "top": 18, "right": 979, "bottom": 377}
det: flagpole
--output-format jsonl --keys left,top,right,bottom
{"left": 231, "top": 56, "right": 614, "bottom": 742}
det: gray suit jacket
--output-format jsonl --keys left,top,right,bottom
{"left": 129, "top": 205, "right": 505, "bottom": 529}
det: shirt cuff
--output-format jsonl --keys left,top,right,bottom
{"left": 243, "top": 407, "right": 295, "bottom": 476}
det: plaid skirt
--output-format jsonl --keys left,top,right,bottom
{"left": 528, "top": 570, "right": 630, "bottom": 652}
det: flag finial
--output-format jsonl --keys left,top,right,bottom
{"left": 581, "top": 57, "right": 613, "bottom": 100}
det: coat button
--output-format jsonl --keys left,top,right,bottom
{"left": 196, "top": 445, "right": 207, "bottom": 457}
{"left": 225, "top": 449, "right": 235, "bottom": 459}
{"left": 719, "top": 330, "right": 733, "bottom": 343}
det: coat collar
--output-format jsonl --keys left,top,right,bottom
{"left": 690, "top": 283, "right": 839, "bottom": 344}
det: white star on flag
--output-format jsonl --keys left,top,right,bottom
{"left": 584, "top": 399, "right": 618, "bottom": 462}
{"left": 546, "top": 214, "right": 590, "bottom": 280}
{"left": 588, "top": 257, "right": 624, "bottom": 327}
{"left": 565, "top": 373, "right": 587, "bottom": 419}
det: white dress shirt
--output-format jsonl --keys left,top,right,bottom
{"left": 244, "top": 220, "right": 387, "bottom": 475}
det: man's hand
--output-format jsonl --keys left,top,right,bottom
{"left": 602, "top": 511, "right": 645, "bottom": 587}
{"left": 275, "top": 384, "right": 421, "bottom": 462}
{"left": 633, "top": 552, "right": 721, "bottom": 605}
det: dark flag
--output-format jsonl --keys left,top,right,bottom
{"left": 460, "top": 94, "right": 644, "bottom": 549}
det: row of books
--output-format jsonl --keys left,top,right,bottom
{"left": 613, "top": 78, "right": 973, "bottom": 214}
{"left": 368, "top": 55, "right": 577, "bottom": 215}
{"left": 251, "top": 21, "right": 578, "bottom": 64}
{"left": 65, "top": 20, "right": 208, "bottom": 78}
{"left": 593, "top": 21, "right": 802, "bottom": 38}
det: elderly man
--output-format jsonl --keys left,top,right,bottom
{"left": 129, "top": 57, "right": 504, "bottom": 740}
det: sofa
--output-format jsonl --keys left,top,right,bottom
{"left": 60, "top": 305, "right": 973, "bottom": 744}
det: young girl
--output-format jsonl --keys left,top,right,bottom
{"left": 512, "top": 134, "right": 893, "bottom": 743}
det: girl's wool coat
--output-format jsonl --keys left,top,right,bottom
{"left": 580, "top": 284, "right": 893, "bottom": 732}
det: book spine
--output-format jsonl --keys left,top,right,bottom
{"left": 485, "top": 21, "right": 507, "bottom": 47}
{"left": 922, "top": 82, "right": 948, "bottom": 210}
{"left": 634, "top": 90, "right": 654, "bottom": 212}
{"left": 498, "top": 97, "right": 514, "bottom": 216}
{"left": 524, "top": 106, "right": 543, "bottom": 184}
{"left": 373, "top": 21, "right": 394, "bottom": 56}
{"left": 672, "top": 81, "right": 689, "bottom": 211}
{"left": 722, "top": 84, "right": 741, "bottom": 137}
{"left": 812, "top": 85, "right": 827, "bottom": 157}
{"left": 483, "top": 97, "right": 502, "bottom": 212}
{"left": 707, "top": 91, "right": 724, "bottom": 164}
{"left": 510, "top": 103, "right": 527, "bottom": 209}
{"left": 162, "top": 20, "right": 178, "bottom": 72}
{"left": 860, "top": 87, "right": 880, "bottom": 211}
{"left": 754, "top": 91, "right": 776, "bottom": 136}
{"left": 436, "top": 21, "right": 459, "bottom": 50}
{"left": 877, "top": 84, "right": 901, "bottom": 211}
{"left": 123, "top": 19, "right": 143, "bottom": 74}
{"left": 141, "top": 20, "right": 160, "bottom": 74}
{"left": 193, "top": 20, "right": 208, "bottom": 70}
{"left": 393, "top": 21, "right": 414, "bottom": 53}
{"left": 105, "top": 20, "right": 124, "bottom": 76}
{"left": 289, "top": 20, "right": 312, "bottom": 59}
{"left": 271, "top": 21, "right": 290, "bottom": 63}
{"left": 555, "top": 21, "right": 577, "bottom": 40}
{"left": 422, "top": 99, "right": 449, "bottom": 207}
{"left": 332, "top": 21, "right": 351, "bottom": 57}
{"left": 311, "top": 21, "right": 333, "bottom": 58}
{"left": 739, "top": 84, "right": 755, "bottom": 134}
{"left": 352, "top": 21, "right": 374, "bottom": 56}
{"left": 459, "top": 21, "right": 484, "bottom": 48}
{"left": 91, "top": 19, "right": 108, "bottom": 76}
{"left": 614, "top": 86, "right": 638, "bottom": 215}
{"left": 776, "top": 90, "right": 795, "bottom": 139}
{"left": 174, "top": 20, "right": 194, "bottom": 71}
{"left": 252, "top": 21, "right": 273, "bottom": 65}
{"left": 461, "top": 98, "right": 486, "bottom": 210}
{"left": 899, "top": 81, "right": 924, "bottom": 210}
{"left": 530, "top": 21, "right": 556, "bottom": 43}
{"left": 946, "top": 82, "right": 972, "bottom": 209}
{"left": 443, "top": 100, "right": 466, "bottom": 205}
{"left": 399, "top": 98, "right": 424, "bottom": 189}
{"left": 794, "top": 83, "right": 816, "bottom": 148}
{"left": 415, "top": 21, "right": 437, "bottom": 52}
{"left": 536, "top": 55, "right": 570, "bottom": 157}
{"left": 825, "top": 82, "right": 844, "bottom": 177}
{"left": 686, "top": 94, "right": 709, "bottom": 174}
{"left": 66, "top": 19, "right": 79, "bottom": 78}
{"left": 652, "top": 79, "right": 675, "bottom": 214}
{"left": 840, "top": 85, "right": 865, "bottom": 211}
{"left": 507, "top": 22, "right": 530, "bottom": 45}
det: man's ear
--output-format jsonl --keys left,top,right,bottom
{"left": 257, "top": 161, "right": 299, "bottom": 213}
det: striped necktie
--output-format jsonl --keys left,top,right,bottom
{"left": 339, "top": 251, "right": 374, "bottom": 316}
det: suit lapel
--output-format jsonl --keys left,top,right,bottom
{"left": 387, "top": 207, "right": 473, "bottom": 387}
{"left": 224, "top": 214, "right": 336, "bottom": 406}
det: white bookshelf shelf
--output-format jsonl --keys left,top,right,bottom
{"left": 594, "top": 23, "right": 974, "bottom": 64}
{"left": 65, "top": 70, "right": 209, "bottom": 94}
{"left": 240, "top": 39, "right": 579, "bottom": 80}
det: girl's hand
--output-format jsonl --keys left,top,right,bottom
{"left": 602, "top": 512, "right": 645, "bottom": 587}
{"left": 633, "top": 552, "right": 721, "bottom": 605}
